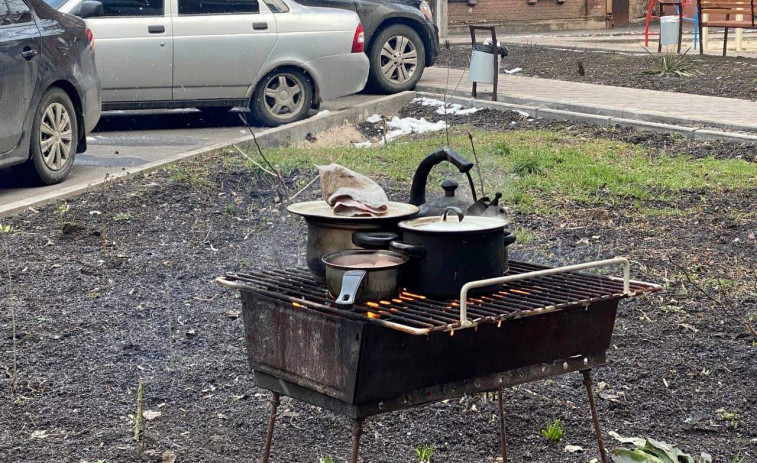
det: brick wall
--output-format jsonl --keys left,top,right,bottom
{"left": 449, "top": 0, "right": 607, "bottom": 25}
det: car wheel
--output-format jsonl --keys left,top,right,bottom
{"left": 22, "top": 88, "right": 79, "bottom": 185}
{"left": 368, "top": 24, "right": 426, "bottom": 94}
{"left": 251, "top": 69, "right": 313, "bottom": 127}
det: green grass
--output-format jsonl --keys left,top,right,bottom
{"left": 251, "top": 130, "right": 757, "bottom": 215}
{"left": 112, "top": 212, "right": 133, "bottom": 222}
{"left": 541, "top": 419, "right": 565, "bottom": 443}
{"left": 415, "top": 443, "right": 435, "bottom": 462}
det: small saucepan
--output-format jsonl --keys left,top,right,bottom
{"left": 322, "top": 250, "right": 409, "bottom": 309}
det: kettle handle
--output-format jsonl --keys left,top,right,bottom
{"left": 409, "top": 147, "right": 474, "bottom": 206}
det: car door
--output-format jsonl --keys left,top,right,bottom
{"left": 171, "top": 0, "right": 277, "bottom": 101}
{"left": 86, "top": 0, "right": 173, "bottom": 104}
{"left": 0, "top": 0, "right": 40, "bottom": 154}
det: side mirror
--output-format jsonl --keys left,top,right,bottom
{"left": 78, "top": 0, "right": 103, "bottom": 18}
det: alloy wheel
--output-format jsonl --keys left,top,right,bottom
{"left": 379, "top": 35, "right": 418, "bottom": 84}
{"left": 263, "top": 73, "right": 305, "bottom": 120}
{"left": 39, "top": 102, "right": 73, "bottom": 172}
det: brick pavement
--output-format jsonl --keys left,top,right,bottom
{"left": 419, "top": 66, "right": 757, "bottom": 131}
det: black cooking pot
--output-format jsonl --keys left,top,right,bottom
{"left": 388, "top": 207, "right": 515, "bottom": 298}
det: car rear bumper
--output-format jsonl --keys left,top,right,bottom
{"left": 306, "top": 53, "right": 370, "bottom": 101}
{"left": 79, "top": 76, "right": 102, "bottom": 135}
{"left": 426, "top": 23, "right": 439, "bottom": 67}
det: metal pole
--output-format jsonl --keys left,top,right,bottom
{"left": 498, "top": 386, "right": 508, "bottom": 462}
{"left": 350, "top": 418, "right": 365, "bottom": 463}
{"left": 581, "top": 370, "right": 609, "bottom": 463}
{"left": 261, "top": 392, "right": 280, "bottom": 463}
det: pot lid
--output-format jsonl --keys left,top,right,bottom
{"left": 287, "top": 200, "right": 419, "bottom": 221}
{"left": 399, "top": 208, "right": 507, "bottom": 233}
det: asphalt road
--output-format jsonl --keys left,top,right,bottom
{"left": 0, "top": 93, "right": 386, "bottom": 216}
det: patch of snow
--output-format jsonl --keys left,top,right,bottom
{"left": 315, "top": 110, "right": 331, "bottom": 118}
{"left": 353, "top": 141, "right": 373, "bottom": 148}
{"left": 365, "top": 114, "right": 383, "bottom": 123}
{"left": 414, "top": 97, "right": 480, "bottom": 116}
{"left": 504, "top": 67, "right": 522, "bottom": 74}
{"left": 379, "top": 116, "right": 447, "bottom": 144}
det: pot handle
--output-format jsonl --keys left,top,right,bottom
{"left": 442, "top": 206, "right": 464, "bottom": 222}
{"left": 336, "top": 270, "right": 366, "bottom": 309}
{"left": 390, "top": 241, "right": 427, "bottom": 258}
{"left": 352, "top": 231, "right": 399, "bottom": 249}
{"left": 503, "top": 233, "right": 517, "bottom": 246}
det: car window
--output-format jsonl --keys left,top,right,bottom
{"left": 179, "top": 0, "right": 259, "bottom": 15}
{"left": 6, "top": 0, "right": 32, "bottom": 23}
{"left": 0, "top": 0, "right": 11, "bottom": 26}
{"left": 100, "top": 0, "right": 163, "bottom": 16}
{"left": 261, "top": 0, "right": 287, "bottom": 13}
{"left": 43, "top": 0, "right": 68, "bottom": 9}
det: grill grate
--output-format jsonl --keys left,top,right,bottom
{"left": 220, "top": 261, "right": 661, "bottom": 335}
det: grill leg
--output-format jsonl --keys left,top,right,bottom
{"left": 498, "top": 386, "right": 508, "bottom": 462}
{"left": 350, "top": 418, "right": 364, "bottom": 463}
{"left": 581, "top": 370, "right": 608, "bottom": 463}
{"left": 261, "top": 392, "right": 280, "bottom": 463}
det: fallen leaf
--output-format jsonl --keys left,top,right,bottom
{"left": 226, "top": 310, "right": 241, "bottom": 320}
{"left": 143, "top": 410, "right": 162, "bottom": 421}
{"left": 162, "top": 451, "right": 177, "bottom": 463}
{"left": 31, "top": 430, "right": 48, "bottom": 439}
{"left": 679, "top": 323, "right": 699, "bottom": 333}
{"left": 565, "top": 445, "right": 584, "bottom": 453}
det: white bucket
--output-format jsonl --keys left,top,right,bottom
{"left": 469, "top": 47, "right": 501, "bottom": 84}
{"left": 660, "top": 15, "right": 680, "bottom": 46}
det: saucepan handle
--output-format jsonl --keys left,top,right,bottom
{"left": 390, "top": 241, "right": 427, "bottom": 258}
{"left": 503, "top": 232, "right": 516, "bottom": 246}
{"left": 336, "top": 270, "right": 366, "bottom": 309}
{"left": 352, "top": 231, "right": 398, "bottom": 249}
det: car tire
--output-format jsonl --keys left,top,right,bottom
{"left": 367, "top": 24, "right": 426, "bottom": 94}
{"left": 251, "top": 69, "right": 313, "bottom": 127}
{"left": 21, "top": 87, "right": 79, "bottom": 185}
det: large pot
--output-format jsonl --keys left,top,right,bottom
{"left": 389, "top": 207, "right": 516, "bottom": 298}
{"left": 287, "top": 200, "right": 418, "bottom": 278}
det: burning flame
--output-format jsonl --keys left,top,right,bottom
{"left": 292, "top": 302, "right": 303, "bottom": 308}
{"left": 366, "top": 302, "right": 380, "bottom": 308}
{"left": 366, "top": 312, "right": 380, "bottom": 319}
{"left": 401, "top": 291, "right": 426, "bottom": 300}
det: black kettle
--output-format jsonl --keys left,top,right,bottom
{"left": 409, "top": 147, "right": 508, "bottom": 221}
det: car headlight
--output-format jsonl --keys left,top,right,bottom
{"left": 419, "top": 1, "right": 433, "bottom": 21}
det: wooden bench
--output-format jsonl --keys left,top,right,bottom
{"left": 697, "top": 0, "right": 757, "bottom": 55}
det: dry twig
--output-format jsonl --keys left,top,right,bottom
{"left": 670, "top": 260, "right": 757, "bottom": 339}
{"left": 467, "top": 132, "right": 485, "bottom": 197}
{"left": 238, "top": 114, "right": 305, "bottom": 267}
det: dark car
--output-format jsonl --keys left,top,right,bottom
{"left": 296, "top": 0, "right": 439, "bottom": 93}
{"left": 0, "top": 0, "right": 100, "bottom": 185}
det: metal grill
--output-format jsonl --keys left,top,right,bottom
{"left": 219, "top": 260, "right": 661, "bottom": 335}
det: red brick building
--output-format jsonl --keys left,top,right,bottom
{"left": 447, "top": 0, "right": 643, "bottom": 33}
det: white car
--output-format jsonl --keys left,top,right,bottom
{"left": 52, "top": 0, "right": 369, "bottom": 126}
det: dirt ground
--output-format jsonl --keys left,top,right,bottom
{"left": 1, "top": 102, "right": 755, "bottom": 463}
{"left": 438, "top": 44, "right": 757, "bottom": 102}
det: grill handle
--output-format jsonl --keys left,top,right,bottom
{"left": 458, "top": 257, "right": 631, "bottom": 328}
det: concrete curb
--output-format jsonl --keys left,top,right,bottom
{"left": 416, "top": 84, "right": 757, "bottom": 135}
{"left": 0, "top": 91, "right": 416, "bottom": 219}
{"left": 417, "top": 91, "right": 757, "bottom": 145}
